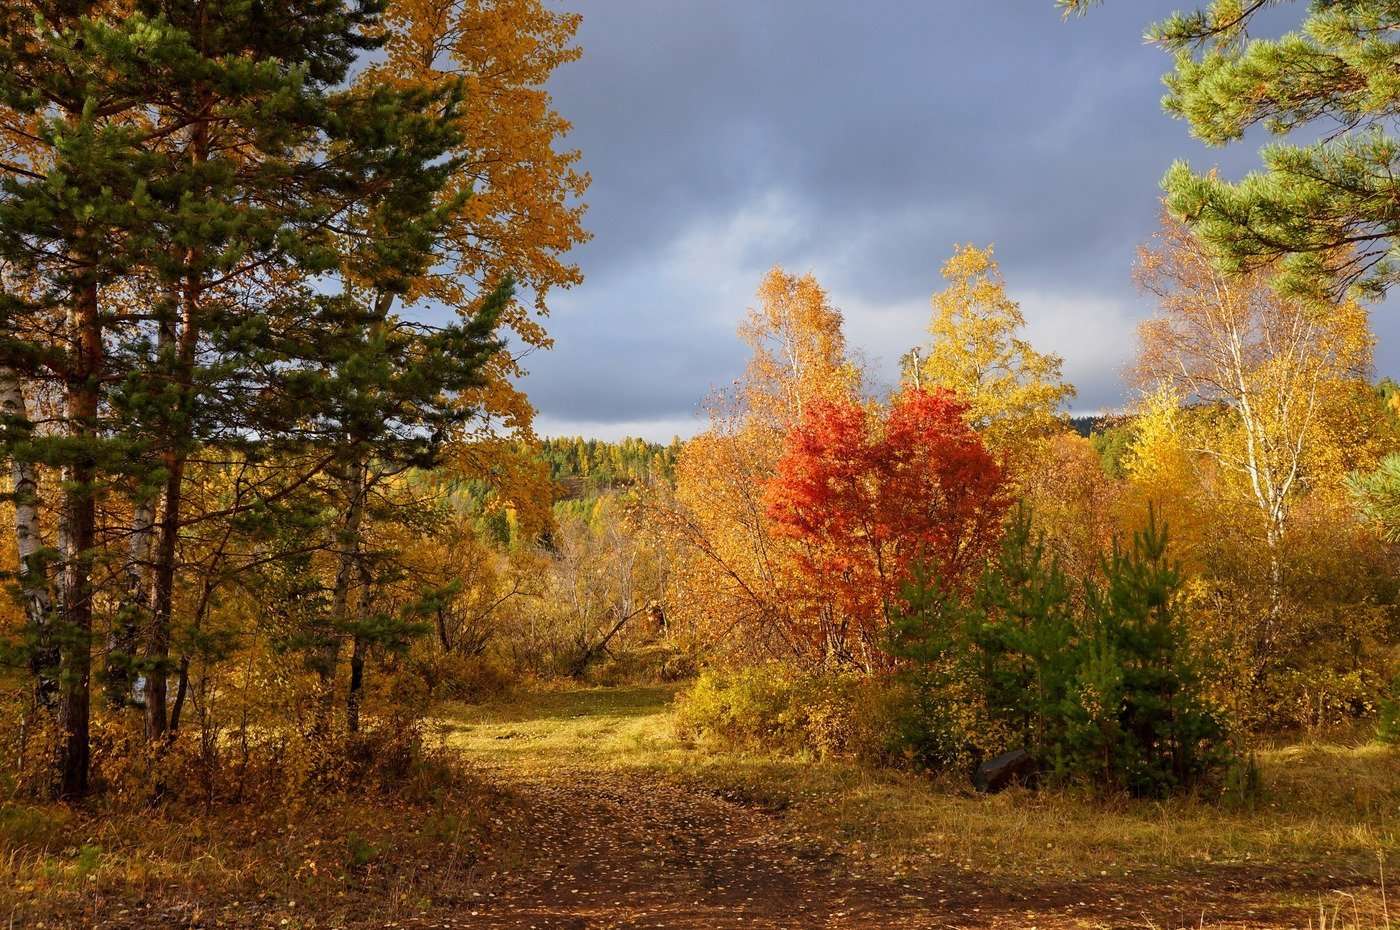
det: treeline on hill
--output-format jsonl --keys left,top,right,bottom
{"left": 0, "top": 0, "right": 592, "bottom": 802}
{"left": 540, "top": 436, "right": 681, "bottom": 501}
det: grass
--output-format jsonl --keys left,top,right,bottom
{"left": 5, "top": 682, "right": 1395, "bottom": 927}
{"left": 435, "top": 683, "right": 682, "bottom": 772}
{"left": 443, "top": 683, "right": 1400, "bottom": 897}
{"left": 0, "top": 756, "right": 511, "bottom": 929}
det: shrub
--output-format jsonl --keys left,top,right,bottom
{"left": 673, "top": 665, "right": 898, "bottom": 764}
{"left": 887, "top": 506, "right": 1085, "bottom": 772}
{"left": 673, "top": 665, "right": 809, "bottom": 753}
{"left": 586, "top": 644, "right": 698, "bottom": 686}
{"left": 1182, "top": 497, "right": 1400, "bottom": 733}
{"left": 0, "top": 802, "right": 72, "bottom": 853}
{"left": 407, "top": 650, "right": 514, "bottom": 703}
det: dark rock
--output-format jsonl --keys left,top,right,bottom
{"left": 972, "top": 748, "right": 1037, "bottom": 793}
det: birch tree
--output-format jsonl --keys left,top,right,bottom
{"left": 1133, "top": 216, "right": 1374, "bottom": 634}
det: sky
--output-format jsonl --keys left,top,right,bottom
{"left": 522, "top": 2, "right": 1400, "bottom": 442}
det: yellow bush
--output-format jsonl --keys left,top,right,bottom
{"left": 673, "top": 664, "right": 899, "bottom": 764}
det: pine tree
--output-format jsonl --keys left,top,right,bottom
{"left": 890, "top": 506, "right": 1230, "bottom": 794}
{"left": 964, "top": 507, "right": 1078, "bottom": 758}
{"left": 1064, "top": 511, "right": 1229, "bottom": 796}
{"left": 110, "top": 0, "right": 388, "bottom": 741}
{"left": 1349, "top": 454, "right": 1400, "bottom": 542}
{"left": 0, "top": 0, "right": 171, "bottom": 798}
{"left": 0, "top": 0, "right": 508, "bottom": 796}
{"left": 1062, "top": 0, "right": 1400, "bottom": 300}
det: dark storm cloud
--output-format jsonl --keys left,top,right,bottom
{"left": 523, "top": 1, "right": 1400, "bottom": 440}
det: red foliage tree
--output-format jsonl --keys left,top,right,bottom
{"left": 765, "top": 387, "right": 1008, "bottom": 666}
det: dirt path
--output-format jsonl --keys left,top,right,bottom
{"left": 441, "top": 689, "right": 1334, "bottom": 930}
{"left": 458, "top": 765, "right": 1326, "bottom": 930}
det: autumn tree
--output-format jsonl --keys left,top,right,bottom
{"left": 1021, "top": 432, "right": 1119, "bottom": 584}
{"left": 1134, "top": 216, "right": 1375, "bottom": 631}
{"left": 1118, "top": 388, "right": 1212, "bottom": 566}
{"left": 374, "top": 0, "right": 589, "bottom": 444}
{"left": 122, "top": 0, "right": 434, "bottom": 746}
{"left": 0, "top": 0, "right": 542, "bottom": 797}
{"left": 288, "top": 0, "right": 591, "bottom": 723}
{"left": 765, "top": 387, "right": 1008, "bottom": 669}
{"left": 739, "top": 268, "right": 860, "bottom": 430}
{"left": 907, "top": 245, "right": 1075, "bottom": 473}
{"left": 660, "top": 268, "right": 860, "bottom": 665}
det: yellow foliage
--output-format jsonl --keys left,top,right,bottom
{"left": 1022, "top": 432, "right": 1119, "bottom": 583}
{"left": 1134, "top": 216, "right": 1380, "bottom": 548}
{"left": 911, "top": 244, "right": 1075, "bottom": 473}
{"left": 739, "top": 267, "right": 861, "bottom": 430}
{"left": 374, "top": 0, "right": 590, "bottom": 444}
{"left": 660, "top": 268, "right": 861, "bottom": 666}
{"left": 1123, "top": 217, "right": 1400, "bottom": 721}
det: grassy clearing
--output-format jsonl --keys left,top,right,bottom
{"left": 435, "top": 683, "right": 683, "bottom": 774}
{"left": 443, "top": 683, "right": 1400, "bottom": 892}
{"left": 6, "top": 684, "right": 1395, "bottom": 927}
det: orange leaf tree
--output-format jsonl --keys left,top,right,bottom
{"left": 660, "top": 267, "right": 860, "bottom": 665}
{"left": 765, "top": 388, "right": 1009, "bottom": 668}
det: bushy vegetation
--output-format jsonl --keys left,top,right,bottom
{"left": 673, "top": 665, "right": 901, "bottom": 764}
{"left": 893, "top": 509, "right": 1230, "bottom": 795}
{"left": 678, "top": 510, "right": 1234, "bottom": 798}
{"left": 1379, "top": 673, "right": 1400, "bottom": 745}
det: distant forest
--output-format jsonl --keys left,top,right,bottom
{"left": 539, "top": 436, "right": 683, "bottom": 496}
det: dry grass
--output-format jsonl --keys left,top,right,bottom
{"left": 445, "top": 683, "right": 1400, "bottom": 915}
{"left": 0, "top": 761, "right": 511, "bottom": 928}
{"left": 6, "top": 684, "right": 1396, "bottom": 928}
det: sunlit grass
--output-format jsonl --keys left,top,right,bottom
{"left": 442, "top": 683, "right": 1400, "bottom": 889}
{"left": 7, "top": 684, "right": 1395, "bottom": 926}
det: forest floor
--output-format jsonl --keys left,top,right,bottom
{"left": 4, "top": 683, "right": 1396, "bottom": 929}
{"left": 437, "top": 683, "right": 1399, "bottom": 930}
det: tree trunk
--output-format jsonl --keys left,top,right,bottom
{"left": 169, "top": 654, "right": 191, "bottom": 734}
{"left": 145, "top": 103, "right": 207, "bottom": 740}
{"left": 346, "top": 633, "right": 366, "bottom": 734}
{"left": 326, "top": 294, "right": 393, "bottom": 737}
{"left": 55, "top": 279, "right": 101, "bottom": 801}
{"left": 435, "top": 605, "right": 452, "bottom": 652}
{"left": 1259, "top": 523, "right": 1286, "bottom": 677}
{"left": 144, "top": 456, "right": 185, "bottom": 739}
{"left": 107, "top": 495, "right": 154, "bottom": 707}
{"left": 0, "top": 370, "right": 57, "bottom": 708}
{"left": 315, "top": 459, "right": 366, "bottom": 738}
{"left": 346, "top": 541, "right": 375, "bottom": 734}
